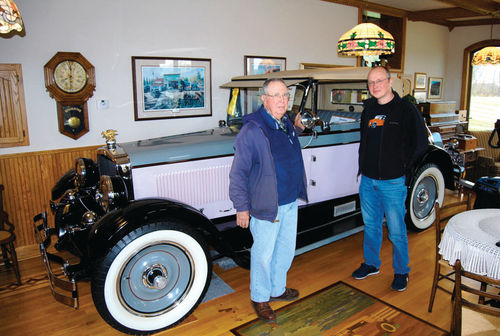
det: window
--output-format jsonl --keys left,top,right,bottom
{"left": 0, "top": 64, "right": 29, "bottom": 147}
{"left": 468, "top": 62, "right": 500, "bottom": 130}
{"left": 460, "top": 40, "right": 500, "bottom": 131}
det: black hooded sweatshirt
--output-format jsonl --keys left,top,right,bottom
{"left": 358, "top": 91, "right": 428, "bottom": 185}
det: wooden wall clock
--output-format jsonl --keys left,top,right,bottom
{"left": 44, "top": 52, "right": 96, "bottom": 139}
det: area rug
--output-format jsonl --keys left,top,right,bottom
{"left": 231, "top": 281, "right": 447, "bottom": 336}
{"left": 201, "top": 272, "right": 234, "bottom": 302}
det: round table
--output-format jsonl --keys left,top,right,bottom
{"left": 439, "top": 209, "right": 500, "bottom": 279}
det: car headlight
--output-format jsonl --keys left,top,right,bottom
{"left": 99, "top": 175, "right": 128, "bottom": 212}
{"left": 75, "top": 158, "right": 99, "bottom": 188}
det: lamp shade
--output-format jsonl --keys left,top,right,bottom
{"left": 338, "top": 23, "right": 395, "bottom": 56}
{"left": 0, "top": 0, "right": 23, "bottom": 34}
{"left": 471, "top": 46, "right": 500, "bottom": 66}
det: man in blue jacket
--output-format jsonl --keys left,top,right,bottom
{"left": 229, "top": 78, "right": 307, "bottom": 323}
{"left": 352, "top": 66, "right": 428, "bottom": 291}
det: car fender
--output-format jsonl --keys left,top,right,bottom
{"left": 87, "top": 198, "right": 232, "bottom": 259}
{"left": 407, "top": 145, "right": 455, "bottom": 190}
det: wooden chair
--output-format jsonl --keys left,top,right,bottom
{"left": 0, "top": 185, "right": 21, "bottom": 285}
{"left": 451, "top": 259, "right": 500, "bottom": 336}
{"left": 428, "top": 193, "right": 473, "bottom": 312}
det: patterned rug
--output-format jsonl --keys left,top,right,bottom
{"left": 231, "top": 281, "right": 447, "bottom": 336}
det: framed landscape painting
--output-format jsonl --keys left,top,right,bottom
{"left": 414, "top": 90, "right": 427, "bottom": 103}
{"left": 414, "top": 72, "right": 427, "bottom": 91}
{"left": 132, "top": 56, "right": 212, "bottom": 121}
{"left": 428, "top": 77, "right": 443, "bottom": 99}
{"left": 244, "top": 55, "right": 286, "bottom": 75}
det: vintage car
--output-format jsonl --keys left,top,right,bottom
{"left": 34, "top": 67, "right": 457, "bottom": 335}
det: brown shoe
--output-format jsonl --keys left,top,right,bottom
{"left": 251, "top": 300, "right": 276, "bottom": 323}
{"left": 270, "top": 288, "right": 299, "bottom": 302}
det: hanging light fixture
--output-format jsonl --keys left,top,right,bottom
{"left": 337, "top": 23, "right": 395, "bottom": 66}
{"left": 471, "top": 24, "right": 499, "bottom": 66}
{"left": 0, "top": 0, "right": 24, "bottom": 34}
{"left": 471, "top": 46, "right": 500, "bottom": 66}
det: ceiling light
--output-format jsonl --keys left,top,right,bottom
{"left": 471, "top": 46, "right": 500, "bottom": 66}
{"left": 0, "top": 0, "right": 24, "bottom": 34}
{"left": 337, "top": 23, "right": 395, "bottom": 57}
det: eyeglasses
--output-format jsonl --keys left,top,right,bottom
{"left": 266, "top": 93, "right": 290, "bottom": 100}
{"left": 367, "top": 78, "right": 390, "bottom": 87}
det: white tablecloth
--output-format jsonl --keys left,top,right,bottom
{"left": 439, "top": 209, "right": 500, "bottom": 279}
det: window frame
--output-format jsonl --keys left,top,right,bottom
{"left": 460, "top": 39, "right": 500, "bottom": 115}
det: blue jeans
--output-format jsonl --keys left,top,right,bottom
{"left": 249, "top": 200, "right": 298, "bottom": 302}
{"left": 359, "top": 175, "right": 410, "bottom": 275}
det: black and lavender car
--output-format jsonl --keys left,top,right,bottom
{"left": 34, "top": 67, "right": 457, "bottom": 334}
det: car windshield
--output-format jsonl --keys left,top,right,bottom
{"left": 226, "top": 80, "right": 368, "bottom": 132}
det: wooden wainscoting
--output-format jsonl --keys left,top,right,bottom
{"left": 0, "top": 146, "right": 99, "bottom": 248}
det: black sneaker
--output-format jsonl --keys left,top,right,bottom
{"left": 391, "top": 273, "right": 409, "bottom": 291}
{"left": 352, "top": 263, "right": 380, "bottom": 280}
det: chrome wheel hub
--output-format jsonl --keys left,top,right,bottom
{"left": 416, "top": 189, "right": 429, "bottom": 205}
{"left": 142, "top": 264, "right": 168, "bottom": 290}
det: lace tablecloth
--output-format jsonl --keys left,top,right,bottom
{"left": 439, "top": 209, "right": 500, "bottom": 279}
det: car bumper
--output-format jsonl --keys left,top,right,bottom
{"left": 33, "top": 211, "right": 78, "bottom": 309}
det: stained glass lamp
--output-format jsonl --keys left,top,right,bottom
{"left": 471, "top": 46, "right": 500, "bottom": 66}
{"left": 0, "top": 0, "right": 23, "bottom": 34}
{"left": 337, "top": 23, "right": 395, "bottom": 66}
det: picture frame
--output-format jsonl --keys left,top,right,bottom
{"left": 428, "top": 77, "right": 443, "bottom": 99}
{"left": 398, "top": 73, "right": 413, "bottom": 97}
{"left": 413, "top": 90, "right": 427, "bottom": 103}
{"left": 244, "top": 55, "right": 286, "bottom": 75}
{"left": 132, "top": 56, "right": 212, "bottom": 121}
{"left": 414, "top": 73, "right": 427, "bottom": 91}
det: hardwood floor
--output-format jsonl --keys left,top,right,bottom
{"left": 0, "top": 191, "right": 468, "bottom": 336}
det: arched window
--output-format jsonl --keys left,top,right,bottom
{"left": 460, "top": 39, "right": 500, "bottom": 131}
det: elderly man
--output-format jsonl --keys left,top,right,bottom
{"left": 229, "top": 78, "right": 307, "bottom": 322}
{"left": 352, "top": 66, "right": 428, "bottom": 291}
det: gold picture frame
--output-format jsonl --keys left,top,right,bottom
{"left": 414, "top": 72, "right": 427, "bottom": 91}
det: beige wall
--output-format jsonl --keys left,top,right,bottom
{"left": 0, "top": 0, "right": 496, "bottom": 155}
{"left": 405, "top": 21, "right": 449, "bottom": 87}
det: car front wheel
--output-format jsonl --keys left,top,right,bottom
{"left": 91, "top": 221, "right": 211, "bottom": 335}
{"left": 406, "top": 163, "right": 445, "bottom": 231}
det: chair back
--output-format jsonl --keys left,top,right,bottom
{"left": 434, "top": 193, "right": 473, "bottom": 247}
{"left": 0, "top": 185, "right": 14, "bottom": 233}
{"left": 0, "top": 184, "right": 4, "bottom": 212}
{"left": 428, "top": 193, "right": 473, "bottom": 313}
{"left": 452, "top": 259, "right": 500, "bottom": 335}
{"left": 0, "top": 210, "right": 14, "bottom": 233}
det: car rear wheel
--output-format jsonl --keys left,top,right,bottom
{"left": 91, "top": 221, "right": 211, "bottom": 335}
{"left": 406, "top": 163, "right": 445, "bottom": 231}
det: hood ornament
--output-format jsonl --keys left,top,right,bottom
{"left": 102, "top": 129, "right": 118, "bottom": 150}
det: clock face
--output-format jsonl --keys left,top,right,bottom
{"left": 54, "top": 60, "right": 88, "bottom": 93}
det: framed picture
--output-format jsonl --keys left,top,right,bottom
{"left": 414, "top": 91, "right": 427, "bottom": 103}
{"left": 414, "top": 73, "right": 427, "bottom": 91}
{"left": 244, "top": 55, "right": 286, "bottom": 75}
{"left": 398, "top": 73, "right": 413, "bottom": 97}
{"left": 132, "top": 56, "right": 212, "bottom": 121}
{"left": 428, "top": 77, "right": 443, "bottom": 99}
